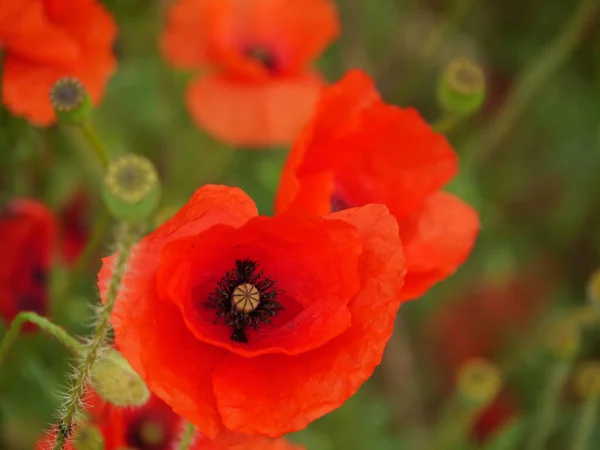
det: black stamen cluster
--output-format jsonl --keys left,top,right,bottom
{"left": 205, "top": 259, "right": 282, "bottom": 343}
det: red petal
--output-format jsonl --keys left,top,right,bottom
{"left": 186, "top": 74, "right": 322, "bottom": 148}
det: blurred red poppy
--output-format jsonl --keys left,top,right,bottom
{"left": 99, "top": 184, "right": 406, "bottom": 439}
{"left": 161, "top": 0, "right": 339, "bottom": 148}
{"left": 275, "top": 69, "right": 479, "bottom": 300}
{"left": 0, "top": 0, "right": 117, "bottom": 125}
{"left": 0, "top": 199, "right": 57, "bottom": 328}
{"left": 59, "top": 191, "right": 90, "bottom": 265}
{"left": 472, "top": 391, "right": 518, "bottom": 443}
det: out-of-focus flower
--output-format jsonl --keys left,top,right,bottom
{"left": 36, "top": 393, "right": 181, "bottom": 450}
{"left": 471, "top": 391, "right": 518, "bottom": 443}
{"left": 0, "top": 0, "right": 117, "bottom": 125}
{"left": 275, "top": 69, "right": 479, "bottom": 300}
{"left": 98, "top": 185, "right": 406, "bottom": 439}
{"left": 59, "top": 191, "right": 90, "bottom": 265}
{"left": 0, "top": 199, "right": 57, "bottom": 328}
{"left": 161, "top": 0, "right": 339, "bottom": 148}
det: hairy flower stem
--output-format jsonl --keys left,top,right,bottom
{"left": 463, "top": 0, "right": 598, "bottom": 170}
{"left": 52, "top": 223, "right": 136, "bottom": 450}
{"left": 527, "top": 359, "right": 572, "bottom": 450}
{"left": 176, "top": 422, "right": 197, "bottom": 450}
{"left": 569, "top": 396, "right": 599, "bottom": 450}
{"left": 80, "top": 121, "right": 109, "bottom": 168}
{"left": 0, "top": 312, "right": 83, "bottom": 368}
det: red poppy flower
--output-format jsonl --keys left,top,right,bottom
{"left": 98, "top": 185, "right": 405, "bottom": 439}
{"left": 275, "top": 70, "right": 479, "bottom": 300}
{"left": 59, "top": 191, "right": 90, "bottom": 265}
{"left": 0, "top": 199, "right": 57, "bottom": 328}
{"left": 0, "top": 0, "right": 117, "bottom": 125}
{"left": 472, "top": 391, "right": 518, "bottom": 443}
{"left": 161, "top": 0, "right": 339, "bottom": 148}
{"left": 194, "top": 435, "right": 305, "bottom": 450}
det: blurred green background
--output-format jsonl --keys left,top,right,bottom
{"left": 2, "top": 0, "right": 600, "bottom": 449}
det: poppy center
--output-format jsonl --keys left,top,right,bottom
{"left": 126, "top": 418, "right": 167, "bottom": 450}
{"left": 244, "top": 46, "right": 278, "bottom": 72}
{"left": 204, "top": 259, "right": 282, "bottom": 344}
{"left": 330, "top": 191, "right": 352, "bottom": 212}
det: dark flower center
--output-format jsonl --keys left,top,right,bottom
{"left": 205, "top": 259, "right": 282, "bottom": 343}
{"left": 244, "top": 46, "right": 278, "bottom": 72}
{"left": 50, "top": 78, "right": 85, "bottom": 111}
{"left": 126, "top": 417, "right": 168, "bottom": 450}
{"left": 330, "top": 191, "right": 352, "bottom": 212}
{"left": 15, "top": 294, "right": 45, "bottom": 315}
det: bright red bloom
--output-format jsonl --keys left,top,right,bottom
{"left": 0, "top": 199, "right": 57, "bottom": 327}
{"left": 161, "top": 0, "right": 339, "bottom": 148}
{"left": 275, "top": 70, "right": 479, "bottom": 300}
{"left": 194, "top": 436, "right": 305, "bottom": 450}
{"left": 0, "top": 0, "right": 117, "bottom": 125}
{"left": 99, "top": 185, "right": 405, "bottom": 439}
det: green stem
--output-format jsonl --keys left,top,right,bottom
{"left": 0, "top": 312, "right": 82, "bottom": 368}
{"left": 52, "top": 223, "right": 136, "bottom": 450}
{"left": 61, "top": 209, "right": 111, "bottom": 302}
{"left": 527, "top": 359, "right": 572, "bottom": 450}
{"left": 177, "top": 422, "right": 197, "bottom": 450}
{"left": 463, "top": 0, "right": 599, "bottom": 170}
{"left": 432, "top": 113, "right": 464, "bottom": 135}
{"left": 80, "top": 121, "right": 109, "bottom": 168}
{"left": 569, "top": 396, "right": 599, "bottom": 450}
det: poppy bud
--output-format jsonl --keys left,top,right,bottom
{"left": 456, "top": 358, "right": 502, "bottom": 406}
{"left": 89, "top": 348, "right": 150, "bottom": 407}
{"left": 587, "top": 268, "right": 600, "bottom": 310}
{"left": 546, "top": 319, "right": 580, "bottom": 359}
{"left": 102, "top": 154, "right": 160, "bottom": 222}
{"left": 50, "top": 77, "right": 93, "bottom": 124}
{"left": 438, "top": 58, "right": 486, "bottom": 116}
{"left": 574, "top": 361, "right": 600, "bottom": 399}
{"left": 73, "top": 424, "right": 105, "bottom": 450}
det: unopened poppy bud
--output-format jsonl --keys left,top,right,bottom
{"left": 574, "top": 361, "right": 600, "bottom": 399}
{"left": 50, "top": 77, "right": 93, "bottom": 124}
{"left": 90, "top": 348, "right": 150, "bottom": 407}
{"left": 546, "top": 319, "right": 580, "bottom": 359}
{"left": 73, "top": 424, "right": 104, "bottom": 450}
{"left": 456, "top": 358, "right": 502, "bottom": 406}
{"left": 438, "top": 58, "right": 486, "bottom": 116}
{"left": 102, "top": 154, "right": 160, "bottom": 221}
{"left": 587, "top": 268, "right": 600, "bottom": 310}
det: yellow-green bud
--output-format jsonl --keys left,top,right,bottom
{"left": 102, "top": 154, "right": 160, "bottom": 221}
{"left": 50, "top": 77, "right": 93, "bottom": 124}
{"left": 456, "top": 358, "right": 502, "bottom": 406}
{"left": 574, "top": 361, "right": 600, "bottom": 399}
{"left": 438, "top": 58, "right": 486, "bottom": 116}
{"left": 546, "top": 319, "right": 580, "bottom": 359}
{"left": 587, "top": 268, "right": 600, "bottom": 311}
{"left": 73, "top": 424, "right": 104, "bottom": 450}
{"left": 90, "top": 348, "right": 150, "bottom": 407}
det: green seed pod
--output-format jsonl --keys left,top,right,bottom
{"left": 546, "top": 319, "right": 580, "bottom": 359}
{"left": 574, "top": 361, "right": 600, "bottom": 399}
{"left": 456, "top": 358, "right": 502, "bottom": 406}
{"left": 73, "top": 424, "right": 104, "bottom": 450}
{"left": 50, "top": 77, "right": 93, "bottom": 124}
{"left": 102, "top": 154, "right": 160, "bottom": 221}
{"left": 438, "top": 58, "right": 486, "bottom": 116}
{"left": 90, "top": 348, "right": 150, "bottom": 407}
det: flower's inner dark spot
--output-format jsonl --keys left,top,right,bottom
{"left": 245, "top": 46, "right": 278, "bottom": 72}
{"left": 52, "top": 81, "right": 82, "bottom": 109}
{"left": 126, "top": 418, "right": 167, "bottom": 450}
{"left": 117, "top": 166, "right": 144, "bottom": 189}
{"left": 31, "top": 265, "right": 47, "bottom": 287}
{"left": 15, "top": 294, "right": 44, "bottom": 315}
{"left": 330, "top": 191, "right": 352, "bottom": 212}
{"left": 205, "top": 258, "right": 282, "bottom": 343}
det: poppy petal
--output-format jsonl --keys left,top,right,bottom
{"left": 186, "top": 74, "right": 322, "bottom": 148}
{"left": 398, "top": 191, "right": 479, "bottom": 299}
{"left": 211, "top": 204, "right": 405, "bottom": 436}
